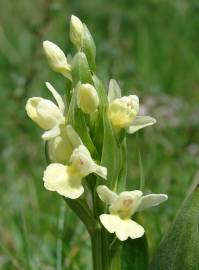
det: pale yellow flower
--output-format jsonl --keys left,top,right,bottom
{"left": 97, "top": 185, "right": 168, "bottom": 241}
{"left": 108, "top": 79, "right": 156, "bottom": 133}
{"left": 43, "top": 145, "right": 107, "bottom": 199}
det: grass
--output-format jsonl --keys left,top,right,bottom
{"left": 0, "top": 0, "right": 199, "bottom": 269}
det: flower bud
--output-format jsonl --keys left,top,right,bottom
{"left": 77, "top": 83, "right": 99, "bottom": 114}
{"left": 43, "top": 41, "right": 71, "bottom": 79}
{"left": 108, "top": 95, "right": 139, "bottom": 128}
{"left": 70, "top": 15, "right": 84, "bottom": 49}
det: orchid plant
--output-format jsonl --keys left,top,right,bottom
{"left": 25, "top": 15, "right": 168, "bottom": 270}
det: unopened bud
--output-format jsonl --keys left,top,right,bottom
{"left": 77, "top": 83, "right": 99, "bottom": 114}
{"left": 70, "top": 15, "right": 84, "bottom": 49}
{"left": 108, "top": 95, "right": 139, "bottom": 128}
{"left": 43, "top": 40, "right": 71, "bottom": 79}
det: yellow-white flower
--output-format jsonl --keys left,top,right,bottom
{"left": 70, "top": 15, "right": 84, "bottom": 49}
{"left": 43, "top": 145, "right": 107, "bottom": 199}
{"left": 77, "top": 83, "right": 99, "bottom": 114}
{"left": 97, "top": 185, "right": 168, "bottom": 241}
{"left": 108, "top": 79, "right": 156, "bottom": 133}
{"left": 25, "top": 82, "right": 65, "bottom": 140}
{"left": 43, "top": 41, "right": 71, "bottom": 80}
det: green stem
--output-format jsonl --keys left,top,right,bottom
{"left": 90, "top": 227, "right": 103, "bottom": 270}
{"left": 101, "top": 228, "right": 109, "bottom": 270}
{"left": 109, "top": 239, "right": 122, "bottom": 270}
{"left": 64, "top": 198, "right": 97, "bottom": 232}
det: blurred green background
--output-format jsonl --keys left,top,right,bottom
{"left": 0, "top": 0, "right": 199, "bottom": 269}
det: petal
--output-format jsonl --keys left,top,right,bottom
{"left": 120, "top": 190, "right": 143, "bottom": 198}
{"left": 43, "top": 163, "right": 84, "bottom": 199}
{"left": 137, "top": 194, "right": 168, "bottom": 212}
{"left": 115, "top": 219, "right": 144, "bottom": 241}
{"left": 100, "top": 214, "right": 144, "bottom": 241}
{"left": 92, "top": 164, "right": 107, "bottom": 179}
{"left": 126, "top": 116, "right": 156, "bottom": 134}
{"left": 100, "top": 214, "right": 121, "bottom": 234}
{"left": 66, "top": 125, "right": 83, "bottom": 148}
{"left": 110, "top": 190, "right": 143, "bottom": 216}
{"left": 42, "top": 125, "right": 60, "bottom": 140}
{"left": 77, "top": 83, "right": 99, "bottom": 114}
{"left": 70, "top": 145, "right": 93, "bottom": 176}
{"left": 45, "top": 82, "right": 65, "bottom": 113}
{"left": 97, "top": 185, "right": 118, "bottom": 205}
{"left": 25, "top": 97, "right": 48, "bottom": 129}
{"left": 47, "top": 130, "right": 74, "bottom": 164}
{"left": 108, "top": 79, "right": 121, "bottom": 103}
{"left": 37, "top": 99, "right": 64, "bottom": 128}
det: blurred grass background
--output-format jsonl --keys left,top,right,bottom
{"left": 0, "top": 0, "right": 199, "bottom": 269}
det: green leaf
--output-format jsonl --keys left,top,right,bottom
{"left": 117, "top": 138, "right": 127, "bottom": 192}
{"left": 121, "top": 235, "right": 148, "bottom": 270}
{"left": 44, "top": 141, "right": 50, "bottom": 164}
{"left": 101, "top": 113, "right": 122, "bottom": 189}
{"left": 92, "top": 75, "right": 122, "bottom": 190}
{"left": 150, "top": 184, "right": 199, "bottom": 270}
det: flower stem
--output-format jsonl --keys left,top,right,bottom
{"left": 90, "top": 227, "right": 103, "bottom": 270}
{"left": 101, "top": 228, "right": 109, "bottom": 270}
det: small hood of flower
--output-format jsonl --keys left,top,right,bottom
{"left": 25, "top": 82, "right": 66, "bottom": 140}
{"left": 97, "top": 185, "right": 168, "bottom": 241}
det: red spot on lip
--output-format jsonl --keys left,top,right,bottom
{"left": 123, "top": 199, "right": 133, "bottom": 209}
{"left": 79, "top": 158, "right": 84, "bottom": 165}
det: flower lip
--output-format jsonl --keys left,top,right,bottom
{"left": 43, "top": 163, "right": 84, "bottom": 199}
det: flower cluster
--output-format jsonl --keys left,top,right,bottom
{"left": 25, "top": 15, "right": 167, "bottom": 241}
